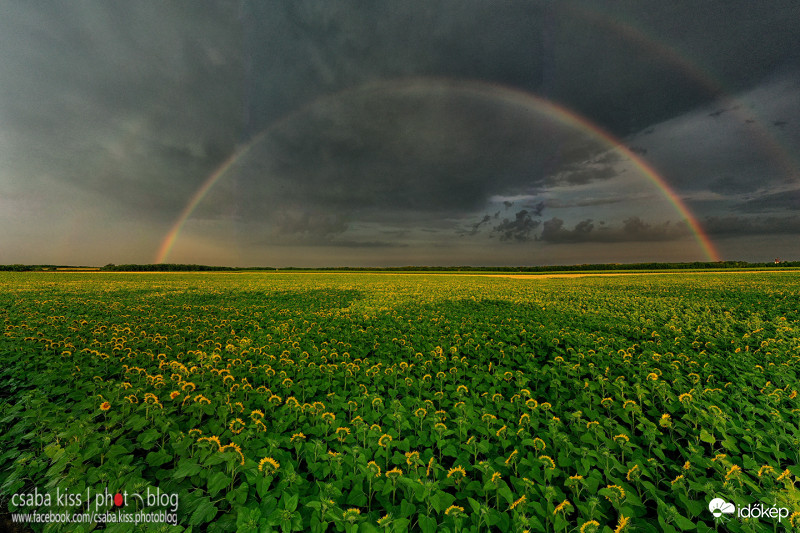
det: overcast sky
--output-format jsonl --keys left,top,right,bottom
{"left": 1, "top": 1, "right": 798, "bottom": 266}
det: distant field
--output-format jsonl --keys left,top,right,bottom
{"left": 1, "top": 272, "right": 799, "bottom": 532}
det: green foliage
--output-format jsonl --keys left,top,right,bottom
{"left": 1, "top": 271, "right": 799, "bottom": 531}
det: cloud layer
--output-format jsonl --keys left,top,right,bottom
{"left": 0, "top": 1, "right": 798, "bottom": 265}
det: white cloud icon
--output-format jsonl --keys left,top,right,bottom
{"left": 709, "top": 498, "right": 735, "bottom": 517}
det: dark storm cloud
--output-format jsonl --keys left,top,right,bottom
{"left": 541, "top": 217, "right": 691, "bottom": 244}
{"left": 491, "top": 210, "right": 541, "bottom": 242}
{"left": 738, "top": 189, "right": 800, "bottom": 213}
{"left": 2, "top": 1, "right": 800, "bottom": 264}
{"left": 543, "top": 197, "right": 626, "bottom": 209}
{"left": 702, "top": 215, "right": 800, "bottom": 236}
{"left": 462, "top": 215, "right": 492, "bottom": 236}
{"left": 208, "top": 79, "right": 618, "bottom": 242}
{"left": 547, "top": 164, "right": 620, "bottom": 186}
{"left": 242, "top": 1, "right": 800, "bottom": 138}
{"left": 0, "top": 2, "right": 242, "bottom": 218}
{"left": 273, "top": 211, "right": 349, "bottom": 237}
{"left": 528, "top": 201, "right": 546, "bottom": 217}
{"left": 708, "top": 176, "right": 763, "bottom": 195}
{"left": 4, "top": 1, "right": 798, "bottom": 214}
{"left": 327, "top": 240, "right": 409, "bottom": 248}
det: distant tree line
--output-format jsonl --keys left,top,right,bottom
{"left": 271, "top": 261, "right": 800, "bottom": 272}
{"left": 100, "top": 264, "right": 238, "bottom": 272}
{"left": 2, "top": 261, "right": 798, "bottom": 272}
{"left": 0, "top": 264, "right": 62, "bottom": 271}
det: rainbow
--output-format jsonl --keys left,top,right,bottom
{"left": 155, "top": 78, "right": 721, "bottom": 263}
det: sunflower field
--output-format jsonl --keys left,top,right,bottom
{"left": 1, "top": 271, "right": 799, "bottom": 532}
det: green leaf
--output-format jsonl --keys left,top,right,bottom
{"left": 657, "top": 515, "right": 678, "bottom": 533}
{"left": 207, "top": 471, "right": 230, "bottom": 497}
{"left": 189, "top": 497, "right": 218, "bottom": 526}
{"left": 400, "top": 499, "right": 416, "bottom": 518}
{"left": 128, "top": 415, "right": 148, "bottom": 432}
{"left": 684, "top": 499, "right": 705, "bottom": 518}
{"left": 673, "top": 513, "right": 696, "bottom": 531}
{"left": 43, "top": 444, "right": 64, "bottom": 461}
{"left": 430, "top": 491, "right": 455, "bottom": 514}
{"left": 699, "top": 429, "right": 715, "bottom": 444}
{"left": 173, "top": 459, "right": 202, "bottom": 480}
{"left": 487, "top": 509, "right": 509, "bottom": 530}
{"left": 284, "top": 493, "right": 299, "bottom": 512}
{"left": 228, "top": 482, "right": 249, "bottom": 506}
{"left": 418, "top": 514, "right": 437, "bottom": 533}
{"left": 146, "top": 449, "right": 172, "bottom": 467}
{"left": 498, "top": 485, "right": 514, "bottom": 505}
{"left": 236, "top": 507, "right": 263, "bottom": 533}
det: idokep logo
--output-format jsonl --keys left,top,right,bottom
{"left": 708, "top": 499, "right": 735, "bottom": 523}
{"left": 708, "top": 497, "right": 790, "bottom": 524}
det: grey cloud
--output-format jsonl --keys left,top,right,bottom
{"left": 703, "top": 215, "right": 800, "bottom": 236}
{"left": 273, "top": 211, "right": 349, "bottom": 237}
{"left": 462, "top": 215, "right": 492, "bottom": 236}
{"left": 323, "top": 240, "right": 408, "bottom": 248}
{"left": 2, "top": 1, "right": 800, "bottom": 265}
{"left": 541, "top": 216, "right": 691, "bottom": 243}
{"left": 738, "top": 189, "right": 800, "bottom": 213}
{"left": 543, "top": 197, "right": 626, "bottom": 209}
{"left": 492, "top": 210, "right": 541, "bottom": 242}
{"left": 547, "top": 164, "right": 619, "bottom": 186}
{"left": 0, "top": 2, "right": 242, "bottom": 219}
{"left": 708, "top": 175, "right": 763, "bottom": 195}
{"left": 214, "top": 79, "right": 616, "bottom": 230}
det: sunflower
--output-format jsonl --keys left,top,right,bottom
{"left": 258, "top": 457, "right": 280, "bottom": 474}
{"left": 553, "top": 499, "right": 572, "bottom": 515}
{"left": 613, "top": 434, "right": 630, "bottom": 446}
{"left": 505, "top": 449, "right": 519, "bottom": 465}
{"left": 99, "top": 402, "right": 111, "bottom": 411}
{"left": 580, "top": 520, "right": 600, "bottom": 533}
{"left": 539, "top": 455, "right": 556, "bottom": 470}
{"left": 405, "top": 451, "right": 420, "bottom": 467}
{"left": 335, "top": 427, "right": 350, "bottom": 442}
{"left": 509, "top": 495, "right": 527, "bottom": 511}
{"left": 220, "top": 443, "right": 245, "bottom": 465}
{"left": 614, "top": 514, "right": 630, "bottom": 533}
{"left": 444, "top": 505, "right": 464, "bottom": 517}
{"left": 447, "top": 465, "right": 466, "bottom": 484}
{"left": 367, "top": 461, "right": 381, "bottom": 478}
{"left": 604, "top": 484, "right": 626, "bottom": 504}
{"left": 198, "top": 435, "right": 222, "bottom": 450}
{"left": 425, "top": 457, "right": 434, "bottom": 477}
{"left": 229, "top": 418, "right": 245, "bottom": 435}
{"left": 385, "top": 467, "right": 402, "bottom": 480}
{"left": 758, "top": 465, "right": 774, "bottom": 478}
